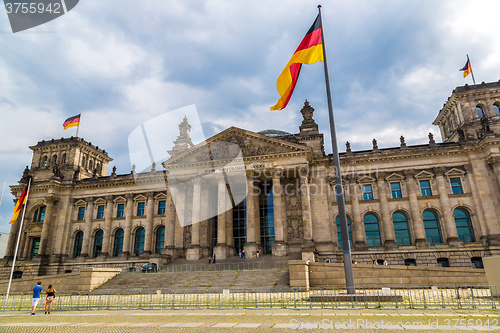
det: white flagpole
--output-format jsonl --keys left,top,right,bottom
{"left": 6, "top": 178, "right": 31, "bottom": 299}
{"left": 0, "top": 181, "right": 5, "bottom": 207}
{"left": 75, "top": 114, "right": 81, "bottom": 138}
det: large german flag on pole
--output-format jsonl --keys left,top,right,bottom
{"left": 63, "top": 114, "right": 81, "bottom": 130}
{"left": 271, "top": 15, "right": 324, "bottom": 111}
{"left": 9, "top": 185, "right": 29, "bottom": 224}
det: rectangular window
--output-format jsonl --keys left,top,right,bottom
{"left": 77, "top": 207, "right": 85, "bottom": 220}
{"left": 30, "top": 237, "right": 40, "bottom": 259}
{"left": 450, "top": 177, "right": 463, "bottom": 194}
{"left": 362, "top": 184, "right": 373, "bottom": 200}
{"left": 137, "top": 202, "right": 145, "bottom": 216}
{"left": 158, "top": 200, "right": 166, "bottom": 215}
{"left": 420, "top": 180, "right": 432, "bottom": 196}
{"left": 96, "top": 205, "right": 105, "bottom": 219}
{"left": 390, "top": 182, "right": 402, "bottom": 198}
{"left": 117, "top": 203, "right": 125, "bottom": 218}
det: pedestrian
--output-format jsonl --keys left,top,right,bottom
{"left": 354, "top": 260, "right": 358, "bottom": 264}
{"left": 239, "top": 249, "right": 242, "bottom": 258}
{"left": 242, "top": 249, "right": 245, "bottom": 259}
{"left": 31, "top": 281, "right": 43, "bottom": 315}
{"left": 256, "top": 250, "right": 260, "bottom": 258}
{"left": 326, "top": 257, "right": 330, "bottom": 263}
{"left": 213, "top": 253, "right": 216, "bottom": 264}
{"left": 384, "top": 260, "right": 388, "bottom": 265}
{"left": 44, "top": 284, "right": 56, "bottom": 314}
{"left": 208, "top": 255, "right": 212, "bottom": 264}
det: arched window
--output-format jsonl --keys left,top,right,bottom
{"left": 33, "top": 206, "right": 46, "bottom": 222}
{"left": 92, "top": 230, "right": 103, "bottom": 258}
{"left": 96, "top": 163, "right": 101, "bottom": 175}
{"left": 422, "top": 210, "right": 443, "bottom": 244}
{"left": 61, "top": 153, "right": 67, "bottom": 164}
{"left": 73, "top": 231, "right": 83, "bottom": 258}
{"left": 113, "top": 228, "right": 124, "bottom": 257}
{"left": 494, "top": 103, "right": 500, "bottom": 115}
{"left": 336, "top": 216, "right": 352, "bottom": 248}
{"left": 453, "top": 208, "right": 475, "bottom": 243}
{"left": 134, "top": 227, "right": 145, "bottom": 256}
{"left": 393, "top": 211, "right": 411, "bottom": 245}
{"left": 155, "top": 226, "right": 165, "bottom": 254}
{"left": 364, "top": 213, "right": 382, "bottom": 246}
{"left": 89, "top": 160, "right": 94, "bottom": 171}
{"left": 42, "top": 156, "right": 48, "bottom": 167}
{"left": 52, "top": 154, "right": 57, "bottom": 165}
{"left": 82, "top": 156, "right": 86, "bottom": 169}
{"left": 476, "top": 105, "right": 485, "bottom": 117}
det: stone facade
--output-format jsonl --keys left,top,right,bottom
{"left": 2, "top": 82, "right": 500, "bottom": 279}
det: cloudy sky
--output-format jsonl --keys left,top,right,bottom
{"left": 0, "top": 0, "right": 499, "bottom": 233}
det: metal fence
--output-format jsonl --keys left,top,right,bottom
{"left": 127, "top": 261, "right": 290, "bottom": 273}
{"left": 1, "top": 286, "right": 499, "bottom": 311}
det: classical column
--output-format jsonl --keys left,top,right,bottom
{"left": 4, "top": 204, "right": 24, "bottom": 260}
{"left": 101, "top": 195, "right": 113, "bottom": 257}
{"left": 122, "top": 194, "right": 134, "bottom": 256}
{"left": 349, "top": 177, "right": 366, "bottom": 248}
{"left": 214, "top": 175, "right": 228, "bottom": 259}
{"left": 271, "top": 168, "right": 287, "bottom": 256}
{"left": 325, "top": 176, "right": 338, "bottom": 248}
{"left": 225, "top": 207, "right": 234, "bottom": 256}
{"left": 489, "top": 157, "right": 500, "bottom": 190}
{"left": 434, "top": 168, "right": 460, "bottom": 245}
{"left": 50, "top": 196, "right": 72, "bottom": 258}
{"left": 377, "top": 174, "right": 397, "bottom": 248}
{"left": 38, "top": 197, "right": 57, "bottom": 258}
{"left": 299, "top": 166, "right": 315, "bottom": 258}
{"left": 244, "top": 172, "right": 260, "bottom": 258}
{"left": 404, "top": 170, "right": 427, "bottom": 246}
{"left": 80, "top": 197, "right": 93, "bottom": 258}
{"left": 143, "top": 192, "right": 155, "bottom": 254}
{"left": 186, "top": 178, "right": 202, "bottom": 260}
{"left": 164, "top": 187, "right": 176, "bottom": 257}
{"left": 464, "top": 164, "right": 488, "bottom": 241}
{"left": 21, "top": 234, "right": 30, "bottom": 259}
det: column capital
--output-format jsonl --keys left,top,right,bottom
{"left": 146, "top": 191, "right": 155, "bottom": 199}
{"left": 463, "top": 164, "right": 473, "bottom": 173}
{"left": 376, "top": 171, "right": 386, "bottom": 181}
{"left": 487, "top": 156, "right": 500, "bottom": 168}
{"left": 272, "top": 167, "right": 283, "bottom": 179}
{"left": 433, "top": 167, "right": 446, "bottom": 177}
{"left": 298, "top": 165, "right": 309, "bottom": 178}
{"left": 246, "top": 171, "right": 259, "bottom": 181}
{"left": 105, "top": 195, "right": 114, "bottom": 202}
{"left": 403, "top": 169, "right": 416, "bottom": 178}
{"left": 46, "top": 196, "right": 58, "bottom": 206}
{"left": 125, "top": 193, "right": 134, "bottom": 200}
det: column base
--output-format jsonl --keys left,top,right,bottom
{"left": 446, "top": 237, "right": 463, "bottom": 247}
{"left": 353, "top": 242, "right": 368, "bottom": 251}
{"left": 314, "top": 241, "right": 335, "bottom": 253}
{"left": 384, "top": 240, "right": 398, "bottom": 249}
{"left": 487, "top": 234, "right": 500, "bottom": 246}
{"left": 415, "top": 239, "right": 429, "bottom": 249}
{"left": 243, "top": 242, "right": 259, "bottom": 258}
{"left": 186, "top": 246, "right": 201, "bottom": 261}
{"left": 162, "top": 247, "right": 175, "bottom": 258}
{"left": 214, "top": 243, "right": 228, "bottom": 260}
{"left": 272, "top": 241, "right": 288, "bottom": 257}
{"left": 301, "top": 251, "right": 315, "bottom": 262}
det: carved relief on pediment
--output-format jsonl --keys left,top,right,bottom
{"left": 26, "top": 223, "right": 43, "bottom": 235}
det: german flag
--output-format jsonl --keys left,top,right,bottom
{"left": 63, "top": 114, "right": 81, "bottom": 130}
{"left": 271, "top": 14, "right": 323, "bottom": 111}
{"left": 9, "top": 185, "right": 29, "bottom": 224}
{"left": 460, "top": 58, "right": 472, "bottom": 78}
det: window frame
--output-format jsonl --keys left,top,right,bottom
{"left": 393, "top": 211, "right": 412, "bottom": 245}
{"left": 137, "top": 202, "right": 145, "bottom": 216}
{"left": 96, "top": 205, "right": 105, "bottom": 219}
{"left": 77, "top": 206, "right": 85, "bottom": 221}
{"left": 364, "top": 213, "right": 382, "bottom": 247}
{"left": 362, "top": 184, "right": 374, "bottom": 200}
{"left": 158, "top": 200, "right": 166, "bottom": 215}
{"left": 390, "top": 182, "right": 402, "bottom": 198}
{"left": 422, "top": 210, "right": 443, "bottom": 244}
{"left": 419, "top": 180, "right": 432, "bottom": 196}
{"left": 449, "top": 177, "right": 463, "bottom": 194}
{"left": 116, "top": 203, "right": 125, "bottom": 218}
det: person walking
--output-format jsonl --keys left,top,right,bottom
{"left": 208, "top": 255, "right": 212, "bottom": 264}
{"left": 31, "top": 281, "right": 43, "bottom": 315}
{"left": 213, "top": 253, "right": 216, "bottom": 264}
{"left": 44, "top": 284, "right": 56, "bottom": 314}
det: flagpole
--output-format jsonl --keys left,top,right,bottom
{"left": 6, "top": 177, "right": 31, "bottom": 299}
{"left": 318, "top": 5, "right": 355, "bottom": 294}
{"left": 75, "top": 115, "right": 80, "bottom": 138}
{"left": 467, "top": 54, "right": 476, "bottom": 85}
{"left": 0, "top": 181, "right": 5, "bottom": 207}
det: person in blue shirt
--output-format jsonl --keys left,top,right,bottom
{"left": 31, "top": 281, "right": 43, "bottom": 315}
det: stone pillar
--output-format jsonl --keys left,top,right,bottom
{"left": 404, "top": 170, "right": 427, "bottom": 246}
{"left": 22, "top": 234, "right": 30, "bottom": 259}
{"left": 122, "top": 194, "right": 134, "bottom": 256}
{"left": 225, "top": 207, "right": 234, "bottom": 256}
{"left": 325, "top": 177, "right": 338, "bottom": 248}
{"left": 377, "top": 174, "right": 397, "bottom": 248}
{"left": 349, "top": 178, "right": 366, "bottom": 248}
{"left": 101, "top": 195, "right": 113, "bottom": 257}
{"left": 38, "top": 197, "right": 57, "bottom": 258}
{"left": 489, "top": 157, "right": 500, "bottom": 191}
{"left": 272, "top": 168, "right": 287, "bottom": 256}
{"left": 143, "top": 192, "right": 155, "bottom": 254}
{"left": 434, "top": 168, "right": 460, "bottom": 245}
{"left": 464, "top": 164, "right": 489, "bottom": 241}
{"left": 4, "top": 205, "right": 24, "bottom": 260}
{"left": 299, "top": 166, "right": 315, "bottom": 259}
{"left": 186, "top": 178, "right": 202, "bottom": 261}
{"left": 80, "top": 197, "right": 93, "bottom": 258}
{"left": 164, "top": 188, "right": 176, "bottom": 257}
{"left": 214, "top": 175, "right": 228, "bottom": 260}
{"left": 244, "top": 172, "right": 260, "bottom": 258}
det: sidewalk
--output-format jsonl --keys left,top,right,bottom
{"left": 0, "top": 308, "right": 498, "bottom": 332}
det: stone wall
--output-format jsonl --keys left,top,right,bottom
{"left": 0, "top": 267, "right": 122, "bottom": 293}
{"left": 289, "top": 260, "right": 487, "bottom": 288}
{"left": 483, "top": 256, "right": 500, "bottom": 296}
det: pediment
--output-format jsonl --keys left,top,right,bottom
{"left": 163, "top": 127, "right": 311, "bottom": 167}
{"left": 134, "top": 194, "right": 147, "bottom": 201}
{"left": 26, "top": 224, "right": 43, "bottom": 235}
{"left": 155, "top": 193, "right": 168, "bottom": 200}
{"left": 74, "top": 199, "right": 86, "bottom": 206}
{"left": 113, "top": 196, "right": 126, "bottom": 203}
{"left": 94, "top": 198, "right": 106, "bottom": 205}
{"left": 385, "top": 173, "right": 404, "bottom": 181}
{"left": 358, "top": 175, "right": 376, "bottom": 183}
{"left": 415, "top": 170, "right": 434, "bottom": 179}
{"left": 445, "top": 168, "right": 465, "bottom": 177}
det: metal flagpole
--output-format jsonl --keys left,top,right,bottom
{"left": 317, "top": 5, "right": 355, "bottom": 294}
{"left": 6, "top": 177, "right": 31, "bottom": 299}
{"left": 0, "top": 181, "right": 5, "bottom": 207}
{"left": 467, "top": 54, "right": 476, "bottom": 85}
{"left": 75, "top": 114, "right": 80, "bottom": 138}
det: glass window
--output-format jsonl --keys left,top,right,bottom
{"left": 420, "top": 180, "right": 432, "bottom": 196}
{"left": 437, "top": 258, "right": 450, "bottom": 267}
{"left": 494, "top": 103, "right": 500, "bottom": 115}
{"left": 454, "top": 208, "right": 475, "bottom": 242}
{"left": 113, "top": 228, "right": 124, "bottom": 257}
{"left": 77, "top": 207, "right": 85, "bottom": 220}
{"left": 92, "top": 230, "right": 103, "bottom": 258}
{"left": 390, "top": 182, "right": 402, "bottom": 198}
{"left": 117, "top": 203, "right": 125, "bottom": 218}
{"left": 404, "top": 258, "right": 416, "bottom": 266}
{"left": 336, "top": 216, "right": 352, "bottom": 248}
{"left": 73, "top": 231, "right": 83, "bottom": 258}
{"left": 450, "top": 177, "right": 463, "bottom": 194}
{"left": 137, "top": 202, "right": 145, "bottom": 216}
{"left": 232, "top": 182, "right": 246, "bottom": 253}
{"left": 476, "top": 105, "right": 484, "bottom": 117}
{"left": 155, "top": 226, "right": 165, "bottom": 254}
{"left": 61, "top": 153, "right": 66, "bottom": 164}
{"left": 52, "top": 154, "right": 57, "bottom": 165}
{"left": 259, "top": 182, "right": 275, "bottom": 255}
{"left": 33, "top": 206, "right": 46, "bottom": 222}
{"left": 362, "top": 184, "right": 373, "bottom": 200}
{"left": 42, "top": 156, "right": 48, "bottom": 166}
{"left": 158, "top": 200, "right": 166, "bottom": 215}
{"left": 422, "top": 210, "right": 442, "bottom": 244}
{"left": 30, "top": 237, "right": 40, "bottom": 259}
{"left": 364, "top": 213, "right": 381, "bottom": 246}
{"left": 96, "top": 205, "right": 105, "bottom": 219}
{"left": 134, "top": 227, "right": 145, "bottom": 256}
{"left": 471, "top": 257, "right": 484, "bottom": 269}
{"left": 393, "top": 212, "right": 411, "bottom": 245}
